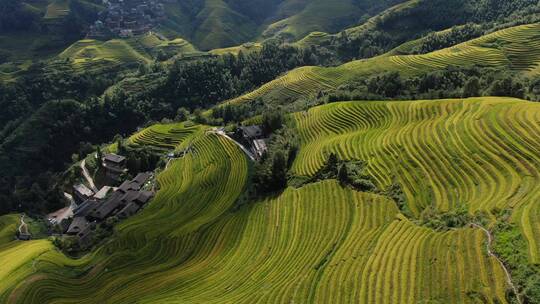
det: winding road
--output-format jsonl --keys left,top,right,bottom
{"left": 18, "top": 214, "right": 27, "bottom": 235}
{"left": 472, "top": 223, "right": 522, "bottom": 304}
{"left": 208, "top": 129, "right": 256, "bottom": 161}
{"left": 81, "top": 158, "right": 98, "bottom": 192}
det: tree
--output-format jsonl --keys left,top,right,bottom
{"left": 368, "top": 72, "right": 403, "bottom": 97}
{"left": 114, "top": 135, "right": 125, "bottom": 155}
{"left": 262, "top": 109, "right": 284, "bottom": 134}
{"left": 96, "top": 146, "right": 103, "bottom": 168}
{"left": 462, "top": 77, "right": 481, "bottom": 97}
{"left": 71, "top": 153, "right": 79, "bottom": 163}
{"left": 381, "top": 72, "right": 403, "bottom": 97}
{"left": 325, "top": 153, "right": 339, "bottom": 174}
{"left": 0, "top": 0, "right": 39, "bottom": 31}
{"left": 338, "top": 163, "right": 349, "bottom": 185}
{"left": 126, "top": 152, "right": 140, "bottom": 173}
{"left": 176, "top": 107, "right": 190, "bottom": 121}
{"left": 79, "top": 142, "right": 94, "bottom": 158}
{"left": 271, "top": 151, "right": 288, "bottom": 190}
{"left": 489, "top": 77, "right": 525, "bottom": 98}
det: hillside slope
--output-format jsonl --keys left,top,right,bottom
{"left": 2, "top": 97, "right": 539, "bottom": 303}
{"left": 227, "top": 23, "right": 540, "bottom": 106}
{"left": 260, "top": 0, "right": 404, "bottom": 41}
{"left": 293, "top": 97, "right": 540, "bottom": 263}
{"left": 55, "top": 34, "right": 201, "bottom": 73}
{"left": 0, "top": 0, "right": 102, "bottom": 63}
{"left": 158, "top": 0, "right": 406, "bottom": 50}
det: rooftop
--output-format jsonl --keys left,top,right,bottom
{"left": 135, "top": 191, "right": 153, "bottom": 205}
{"left": 103, "top": 153, "right": 126, "bottom": 164}
{"left": 240, "top": 125, "right": 263, "bottom": 139}
{"left": 91, "top": 191, "right": 124, "bottom": 220}
{"left": 133, "top": 172, "right": 152, "bottom": 185}
{"left": 74, "top": 199, "right": 100, "bottom": 217}
{"left": 93, "top": 186, "right": 113, "bottom": 200}
{"left": 74, "top": 183, "right": 94, "bottom": 197}
{"left": 118, "top": 172, "right": 151, "bottom": 193}
{"left": 67, "top": 217, "right": 90, "bottom": 235}
{"left": 118, "top": 202, "right": 140, "bottom": 218}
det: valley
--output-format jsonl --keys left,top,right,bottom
{"left": 0, "top": 1, "right": 540, "bottom": 303}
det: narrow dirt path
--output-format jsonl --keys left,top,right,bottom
{"left": 18, "top": 214, "right": 27, "bottom": 235}
{"left": 81, "top": 158, "right": 98, "bottom": 192}
{"left": 471, "top": 223, "right": 522, "bottom": 304}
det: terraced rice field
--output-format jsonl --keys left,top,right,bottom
{"left": 383, "top": 23, "right": 540, "bottom": 75}
{"left": 0, "top": 215, "right": 61, "bottom": 302}
{"left": 3, "top": 97, "right": 536, "bottom": 303}
{"left": 0, "top": 214, "right": 18, "bottom": 246}
{"left": 2, "top": 133, "right": 249, "bottom": 303}
{"left": 157, "top": 38, "right": 198, "bottom": 54}
{"left": 227, "top": 23, "right": 540, "bottom": 106}
{"left": 57, "top": 39, "right": 152, "bottom": 72}
{"left": 44, "top": 0, "right": 70, "bottom": 19}
{"left": 55, "top": 34, "right": 202, "bottom": 73}
{"left": 1, "top": 179, "right": 509, "bottom": 303}
{"left": 294, "top": 31, "right": 332, "bottom": 48}
{"left": 128, "top": 122, "right": 202, "bottom": 151}
{"left": 226, "top": 66, "right": 341, "bottom": 105}
{"left": 292, "top": 97, "right": 540, "bottom": 263}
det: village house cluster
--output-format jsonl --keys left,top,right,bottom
{"left": 88, "top": 0, "right": 166, "bottom": 39}
{"left": 54, "top": 153, "right": 154, "bottom": 248}
{"left": 32, "top": 128, "right": 268, "bottom": 245}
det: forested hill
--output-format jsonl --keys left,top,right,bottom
{"left": 0, "top": 0, "right": 540, "bottom": 217}
{"left": 157, "top": 0, "right": 407, "bottom": 50}
{"left": 0, "top": 0, "right": 404, "bottom": 63}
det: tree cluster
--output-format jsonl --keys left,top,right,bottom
{"left": 328, "top": 67, "right": 540, "bottom": 102}
{"left": 251, "top": 123, "right": 297, "bottom": 195}
{"left": 492, "top": 209, "right": 540, "bottom": 304}
{"left": 417, "top": 205, "right": 484, "bottom": 231}
{"left": 410, "top": 23, "right": 484, "bottom": 55}
{"left": 158, "top": 42, "right": 324, "bottom": 110}
{"left": 300, "top": 153, "right": 377, "bottom": 192}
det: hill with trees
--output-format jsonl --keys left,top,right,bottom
{"left": 1, "top": 1, "right": 540, "bottom": 303}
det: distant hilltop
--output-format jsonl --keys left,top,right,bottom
{"left": 87, "top": 0, "right": 166, "bottom": 39}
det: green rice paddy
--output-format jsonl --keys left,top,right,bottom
{"left": 1, "top": 97, "right": 538, "bottom": 303}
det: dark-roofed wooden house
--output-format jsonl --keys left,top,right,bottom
{"left": 133, "top": 172, "right": 152, "bottom": 187}
{"left": 93, "top": 186, "right": 113, "bottom": 200}
{"left": 118, "top": 202, "right": 140, "bottom": 218}
{"left": 102, "top": 153, "right": 127, "bottom": 181}
{"left": 73, "top": 199, "right": 100, "bottom": 217}
{"left": 134, "top": 191, "right": 153, "bottom": 206}
{"left": 234, "top": 125, "right": 268, "bottom": 160}
{"left": 73, "top": 183, "right": 95, "bottom": 204}
{"left": 17, "top": 231, "right": 31, "bottom": 241}
{"left": 90, "top": 192, "right": 124, "bottom": 220}
{"left": 117, "top": 172, "right": 151, "bottom": 193}
{"left": 67, "top": 217, "right": 90, "bottom": 235}
{"left": 236, "top": 125, "right": 264, "bottom": 141}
